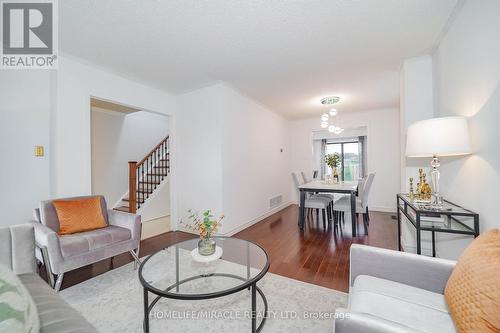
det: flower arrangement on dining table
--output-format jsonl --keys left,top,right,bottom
{"left": 325, "top": 153, "right": 341, "bottom": 183}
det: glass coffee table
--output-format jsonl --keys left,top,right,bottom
{"left": 138, "top": 237, "right": 270, "bottom": 333}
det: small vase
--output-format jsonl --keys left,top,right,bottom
{"left": 332, "top": 167, "right": 339, "bottom": 183}
{"left": 198, "top": 237, "right": 216, "bottom": 256}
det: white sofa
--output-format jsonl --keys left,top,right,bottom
{"left": 335, "top": 244, "right": 457, "bottom": 333}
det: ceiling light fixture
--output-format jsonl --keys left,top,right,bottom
{"left": 334, "top": 127, "right": 344, "bottom": 135}
{"left": 320, "top": 96, "right": 340, "bottom": 105}
{"left": 319, "top": 97, "right": 344, "bottom": 135}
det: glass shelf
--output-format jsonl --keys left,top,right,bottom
{"left": 396, "top": 193, "right": 479, "bottom": 257}
{"left": 399, "top": 194, "right": 477, "bottom": 216}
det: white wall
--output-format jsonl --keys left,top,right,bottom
{"left": 176, "top": 83, "right": 291, "bottom": 235}
{"left": 399, "top": 55, "right": 436, "bottom": 255}
{"left": 91, "top": 108, "right": 169, "bottom": 205}
{"left": 399, "top": 55, "right": 435, "bottom": 192}
{"left": 139, "top": 179, "right": 170, "bottom": 222}
{"left": 52, "top": 55, "right": 177, "bottom": 200}
{"left": 220, "top": 85, "right": 291, "bottom": 235}
{"left": 175, "top": 84, "right": 224, "bottom": 226}
{"left": 432, "top": 0, "right": 500, "bottom": 259}
{"left": 53, "top": 55, "right": 179, "bottom": 230}
{"left": 0, "top": 71, "right": 51, "bottom": 226}
{"left": 290, "top": 108, "right": 401, "bottom": 212}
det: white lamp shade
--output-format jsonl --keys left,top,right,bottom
{"left": 406, "top": 116, "right": 471, "bottom": 157}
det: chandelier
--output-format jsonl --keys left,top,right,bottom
{"left": 319, "top": 96, "right": 344, "bottom": 134}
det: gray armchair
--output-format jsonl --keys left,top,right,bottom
{"left": 33, "top": 195, "right": 141, "bottom": 291}
{"left": 335, "top": 244, "right": 457, "bottom": 333}
{"left": 0, "top": 223, "right": 97, "bottom": 332}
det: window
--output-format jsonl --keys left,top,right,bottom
{"left": 324, "top": 138, "right": 364, "bottom": 181}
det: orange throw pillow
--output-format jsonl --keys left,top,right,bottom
{"left": 53, "top": 197, "right": 107, "bottom": 235}
{"left": 444, "top": 229, "right": 500, "bottom": 333}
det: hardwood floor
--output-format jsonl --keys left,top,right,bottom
{"left": 234, "top": 205, "right": 397, "bottom": 292}
{"left": 49, "top": 204, "right": 397, "bottom": 293}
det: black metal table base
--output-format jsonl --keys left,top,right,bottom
{"left": 299, "top": 188, "right": 357, "bottom": 237}
{"left": 143, "top": 273, "right": 268, "bottom": 333}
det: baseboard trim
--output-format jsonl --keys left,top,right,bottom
{"left": 177, "top": 202, "right": 294, "bottom": 236}
{"left": 142, "top": 214, "right": 170, "bottom": 223}
{"left": 224, "top": 201, "right": 294, "bottom": 236}
{"left": 370, "top": 206, "right": 396, "bottom": 213}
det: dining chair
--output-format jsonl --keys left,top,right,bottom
{"left": 292, "top": 173, "right": 332, "bottom": 230}
{"left": 300, "top": 171, "right": 337, "bottom": 225}
{"left": 333, "top": 173, "right": 375, "bottom": 234}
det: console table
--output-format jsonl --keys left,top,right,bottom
{"left": 396, "top": 194, "right": 479, "bottom": 257}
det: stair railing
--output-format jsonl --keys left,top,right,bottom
{"left": 128, "top": 136, "right": 169, "bottom": 213}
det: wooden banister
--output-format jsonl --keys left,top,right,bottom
{"left": 127, "top": 136, "right": 169, "bottom": 213}
{"left": 138, "top": 136, "right": 169, "bottom": 166}
{"left": 128, "top": 161, "right": 137, "bottom": 213}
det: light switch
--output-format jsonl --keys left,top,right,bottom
{"left": 35, "top": 146, "right": 44, "bottom": 157}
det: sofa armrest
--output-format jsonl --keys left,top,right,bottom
{"left": 32, "top": 221, "right": 63, "bottom": 271}
{"left": 107, "top": 210, "right": 141, "bottom": 246}
{"left": 0, "top": 223, "right": 36, "bottom": 275}
{"left": 334, "top": 308, "right": 423, "bottom": 333}
{"left": 350, "top": 244, "right": 456, "bottom": 294}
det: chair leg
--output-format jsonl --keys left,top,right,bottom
{"left": 366, "top": 206, "right": 370, "bottom": 224}
{"left": 322, "top": 209, "right": 326, "bottom": 230}
{"left": 130, "top": 249, "right": 142, "bottom": 269}
{"left": 363, "top": 213, "right": 369, "bottom": 235}
{"left": 54, "top": 273, "right": 64, "bottom": 292}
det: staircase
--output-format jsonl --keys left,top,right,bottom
{"left": 114, "top": 136, "right": 170, "bottom": 213}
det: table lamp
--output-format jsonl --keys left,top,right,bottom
{"left": 406, "top": 116, "right": 471, "bottom": 208}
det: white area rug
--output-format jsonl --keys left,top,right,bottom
{"left": 60, "top": 251, "right": 348, "bottom": 332}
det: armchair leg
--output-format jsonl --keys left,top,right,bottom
{"left": 39, "top": 245, "right": 55, "bottom": 288}
{"left": 130, "top": 249, "right": 142, "bottom": 269}
{"left": 54, "top": 273, "right": 64, "bottom": 292}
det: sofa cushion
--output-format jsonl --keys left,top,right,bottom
{"left": 444, "top": 229, "right": 500, "bottom": 332}
{"left": 59, "top": 226, "right": 131, "bottom": 258}
{"left": 19, "top": 274, "right": 96, "bottom": 333}
{"left": 0, "top": 265, "right": 39, "bottom": 333}
{"left": 350, "top": 275, "right": 456, "bottom": 333}
{"left": 53, "top": 197, "right": 108, "bottom": 235}
{"left": 39, "top": 196, "right": 109, "bottom": 233}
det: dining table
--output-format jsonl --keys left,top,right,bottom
{"left": 298, "top": 180, "right": 359, "bottom": 236}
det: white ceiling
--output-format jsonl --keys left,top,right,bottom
{"left": 60, "top": 0, "right": 458, "bottom": 119}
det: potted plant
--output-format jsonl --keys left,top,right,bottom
{"left": 182, "top": 209, "right": 224, "bottom": 256}
{"left": 325, "top": 153, "right": 341, "bottom": 183}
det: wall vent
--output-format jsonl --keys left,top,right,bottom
{"left": 269, "top": 195, "right": 282, "bottom": 209}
